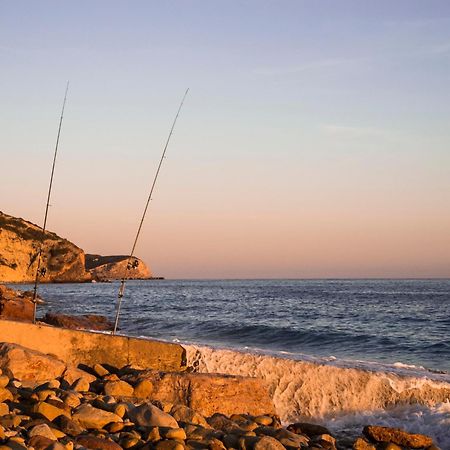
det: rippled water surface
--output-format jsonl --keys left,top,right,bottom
{"left": 22, "top": 279, "right": 450, "bottom": 372}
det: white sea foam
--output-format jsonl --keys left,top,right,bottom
{"left": 184, "top": 344, "right": 450, "bottom": 447}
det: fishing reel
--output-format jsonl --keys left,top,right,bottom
{"left": 38, "top": 267, "right": 47, "bottom": 277}
{"left": 127, "top": 259, "right": 139, "bottom": 270}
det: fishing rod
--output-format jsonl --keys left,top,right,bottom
{"left": 32, "top": 81, "right": 70, "bottom": 323}
{"left": 113, "top": 88, "right": 189, "bottom": 334}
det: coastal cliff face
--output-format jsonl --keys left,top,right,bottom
{"left": 86, "top": 254, "right": 151, "bottom": 281}
{"left": 0, "top": 211, "right": 90, "bottom": 283}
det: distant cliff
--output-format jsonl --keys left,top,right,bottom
{"left": 0, "top": 211, "right": 90, "bottom": 283}
{"left": 0, "top": 211, "right": 154, "bottom": 283}
{"left": 86, "top": 254, "right": 151, "bottom": 281}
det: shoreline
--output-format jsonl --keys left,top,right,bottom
{"left": 0, "top": 325, "right": 445, "bottom": 449}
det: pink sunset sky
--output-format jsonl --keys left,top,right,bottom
{"left": 1, "top": 1, "right": 449, "bottom": 278}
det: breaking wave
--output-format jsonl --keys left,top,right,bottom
{"left": 184, "top": 344, "right": 450, "bottom": 447}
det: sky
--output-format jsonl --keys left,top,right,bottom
{"left": 1, "top": 1, "right": 449, "bottom": 278}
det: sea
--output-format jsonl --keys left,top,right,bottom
{"left": 17, "top": 279, "right": 450, "bottom": 447}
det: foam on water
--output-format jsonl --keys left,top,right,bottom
{"left": 185, "top": 344, "right": 450, "bottom": 447}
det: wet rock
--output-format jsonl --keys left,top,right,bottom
{"left": 286, "top": 423, "right": 331, "bottom": 438}
{"left": 72, "top": 404, "right": 122, "bottom": 430}
{"left": 76, "top": 435, "right": 122, "bottom": 450}
{"left": 362, "top": 426, "right": 433, "bottom": 449}
{"left": 42, "top": 313, "right": 114, "bottom": 331}
{"left": 254, "top": 427, "right": 276, "bottom": 438}
{"left": 127, "top": 403, "right": 178, "bottom": 428}
{"left": 274, "top": 429, "right": 308, "bottom": 448}
{"left": 0, "top": 343, "right": 66, "bottom": 382}
{"left": 103, "top": 380, "right": 133, "bottom": 397}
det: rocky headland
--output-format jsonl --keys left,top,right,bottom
{"left": 85, "top": 256, "right": 151, "bottom": 282}
{"left": 0, "top": 212, "right": 153, "bottom": 283}
{"left": 0, "top": 212, "right": 89, "bottom": 284}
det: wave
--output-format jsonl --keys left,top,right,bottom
{"left": 184, "top": 344, "right": 450, "bottom": 447}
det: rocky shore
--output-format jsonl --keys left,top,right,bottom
{"left": 0, "top": 284, "right": 443, "bottom": 449}
{"left": 0, "top": 341, "right": 440, "bottom": 450}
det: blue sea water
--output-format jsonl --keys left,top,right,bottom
{"left": 11, "top": 279, "right": 450, "bottom": 445}
{"left": 23, "top": 278, "right": 450, "bottom": 373}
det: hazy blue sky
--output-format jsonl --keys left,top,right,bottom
{"left": 1, "top": 1, "right": 449, "bottom": 278}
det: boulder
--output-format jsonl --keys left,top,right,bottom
{"left": 72, "top": 404, "right": 122, "bottom": 430}
{"left": 41, "top": 313, "right": 114, "bottom": 331}
{"left": 362, "top": 426, "right": 433, "bottom": 449}
{"left": 0, "top": 343, "right": 66, "bottom": 382}
{"left": 134, "top": 371, "right": 275, "bottom": 417}
{"left": 127, "top": 403, "right": 179, "bottom": 428}
{"left": 0, "top": 285, "right": 34, "bottom": 322}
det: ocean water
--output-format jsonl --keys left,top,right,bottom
{"left": 17, "top": 279, "right": 450, "bottom": 447}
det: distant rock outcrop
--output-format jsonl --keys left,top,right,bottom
{"left": 0, "top": 211, "right": 90, "bottom": 283}
{"left": 41, "top": 312, "right": 114, "bottom": 331}
{"left": 85, "top": 254, "right": 151, "bottom": 281}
